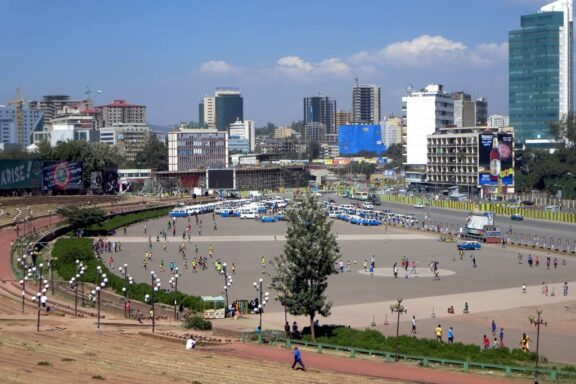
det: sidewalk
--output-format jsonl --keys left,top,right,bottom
{"left": 210, "top": 342, "right": 531, "bottom": 384}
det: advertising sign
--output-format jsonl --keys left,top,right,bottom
{"left": 43, "top": 161, "right": 83, "bottom": 191}
{"left": 0, "top": 160, "right": 43, "bottom": 190}
{"left": 478, "top": 133, "right": 514, "bottom": 187}
{"left": 90, "top": 171, "right": 103, "bottom": 194}
{"left": 207, "top": 169, "right": 235, "bottom": 189}
{"left": 102, "top": 167, "right": 119, "bottom": 194}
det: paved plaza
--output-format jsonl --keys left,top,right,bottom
{"left": 100, "top": 210, "right": 576, "bottom": 364}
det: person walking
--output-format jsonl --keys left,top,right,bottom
{"left": 482, "top": 334, "right": 490, "bottom": 350}
{"left": 411, "top": 315, "right": 417, "bottom": 335}
{"left": 491, "top": 320, "right": 497, "bottom": 336}
{"left": 499, "top": 328, "right": 505, "bottom": 347}
{"left": 435, "top": 324, "right": 443, "bottom": 342}
{"left": 291, "top": 347, "right": 306, "bottom": 371}
{"left": 447, "top": 326, "right": 454, "bottom": 344}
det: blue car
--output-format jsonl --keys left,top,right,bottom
{"left": 457, "top": 241, "right": 482, "bottom": 251}
{"left": 261, "top": 215, "right": 277, "bottom": 223}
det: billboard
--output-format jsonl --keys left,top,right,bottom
{"left": 43, "top": 161, "right": 83, "bottom": 191}
{"left": 478, "top": 133, "right": 514, "bottom": 187}
{"left": 0, "top": 160, "right": 43, "bottom": 190}
{"left": 90, "top": 171, "right": 103, "bottom": 194}
{"left": 207, "top": 169, "right": 235, "bottom": 189}
{"left": 102, "top": 166, "right": 119, "bottom": 194}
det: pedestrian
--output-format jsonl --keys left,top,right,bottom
{"left": 491, "top": 320, "right": 497, "bottom": 336}
{"left": 499, "top": 328, "right": 505, "bottom": 347}
{"left": 291, "top": 347, "right": 306, "bottom": 371}
{"left": 144, "top": 224, "right": 147, "bottom": 234}
{"left": 363, "top": 259, "right": 368, "bottom": 272}
{"left": 520, "top": 333, "right": 531, "bottom": 352}
{"left": 411, "top": 315, "right": 417, "bottom": 335}
{"left": 564, "top": 282, "right": 569, "bottom": 296}
{"left": 522, "top": 283, "right": 527, "bottom": 294}
{"left": 482, "top": 334, "right": 490, "bottom": 350}
{"left": 554, "top": 257, "right": 558, "bottom": 269}
{"left": 369, "top": 264, "right": 374, "bottom": 278}
{"left": 435, "top": 324, "right": 443, "bottom": 342}
{"left": 186, "top": 335, "right": 197, "bottom": 350}
{"left": 338, "top": 260, "right": 344, "bottom": 273}
{"left": 472, "top": 256, "right": 477, "bottom": 268}
{"left": 492, "top": 337, "right": 499, "bottom": 349}
{"left": 284, "top": 321, "right": 291, "bottom": 339}
{"left": 447, "top": 326, "right": 454, "bottom": 344}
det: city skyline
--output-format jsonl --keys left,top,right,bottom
{"left": 0, "top": 0, "right": 560, "bottom": 126}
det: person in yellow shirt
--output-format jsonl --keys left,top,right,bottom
{"left": 435, "top": 324, "right": 443, "bottom": 342}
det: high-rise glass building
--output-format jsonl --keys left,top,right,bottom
{"left": 215, "top": 88, "right": 243, "bottom": 131}
{"left": 303, "top": 95, "right": 336, "bottom": 137}
{"left": 509, "top": 0, "right": 573, "bottom": 144}
{"left": 352, "top": 81, "right": 380, "bottom": 124}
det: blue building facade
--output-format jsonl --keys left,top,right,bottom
{"left": 338, "top": 124, "right": 386, "bottom": 156}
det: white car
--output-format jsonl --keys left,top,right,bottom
{"left": 362, "top": 203, "right": 374, "bottom": 210}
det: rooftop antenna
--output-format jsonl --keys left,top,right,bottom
{"left": 355, "top": 76, "right": 359, "bottom": 87}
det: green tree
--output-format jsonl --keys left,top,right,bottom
{"left": 306, "top": 141, "right": 321, "bottom": 160}
{"left": 134, "top": 135, "right": 168, "bottom": 171}
{"left": 271, "top": 191, "right": 340, "bottom": 341}
{"left": 56, "top": 206, "right": 105, "bottom": 229}
{"left": 549, "top": 113, "right": 576, "bottom": 144}
{"left": 385, "top": 143, "right": 404, "bottom": 165}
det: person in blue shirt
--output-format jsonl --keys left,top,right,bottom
{"left": 447, "top": 326, "right": 454, "bottom": 344}
{"left": 291, "top": 347, "right": 306, "bottom": 371}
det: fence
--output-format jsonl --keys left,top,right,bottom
{"left": 281, "top": 338, "right": 576, "bottom": 382}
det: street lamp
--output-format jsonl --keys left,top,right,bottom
{"left": 32, "top": 278, "right": 49, "bottom": 332}
{"left": 93, "top": 267, "right": 108, "bottom": 329}
{"left": 149, "top": 271, "right": 161, "bottom": 333}
{"left": 222, "top": 263, "right": 233, "bottom": 317}
{"left": 390, "top": 298, "right": 407, "bottom": 361}
{"left": 48, "top": 255, "right": 57, "bottom": 295}
{"left": 169, "top": 269, "right": 180, "bottom": 320}
{"left": 76, "top": 260, "right": 86, "bottom": 306}
{"left": 528, "top": 309, "right": 547, "bottom": 377}
{"left": 69, "top": 276, "right": 79, "bottom": 317}
{"left": 253, "top": 278, "right": 269, "bottom": 332}
{"left": 119, "top": 264, "right": 133, "bottom": 318}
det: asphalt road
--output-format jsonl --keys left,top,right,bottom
{"left": 325, "top": 193, "right": 576, "bottom": 244}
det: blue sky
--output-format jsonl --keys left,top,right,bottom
{"left": 1, "top": 0, "right": 550, "bottom": 126}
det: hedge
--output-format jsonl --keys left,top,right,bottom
{"left": 85, "top": 207, "right": 172, "bottom": 235}
{"left": 52, "top": 237, "right": 204, "bottom": 311}
{"left": 304, "top": 326, "right": 540, "bottom": 367}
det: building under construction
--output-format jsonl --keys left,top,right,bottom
{"left": 155, "top": 165, "right": 308, "bottom": 192}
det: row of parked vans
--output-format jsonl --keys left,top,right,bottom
{"left": 322, "top": 201, "right": 419, "bottom": 226}
{"left": 169, "top": 197, "right": 290, "bottom": 220}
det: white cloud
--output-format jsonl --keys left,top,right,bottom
{"left": 275, "top": 56, "right": 350, "bottom": 78}
{"left": 350, "top": 35, "right": 507, "bottom": 68}
{"left": 199, "top": 60, "right": 237, "bottom": 75}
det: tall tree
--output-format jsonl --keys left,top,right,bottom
{"left": 271, "top": 191, "right": 340, "bottom": 341}
{"left": 56, "top": 206, "right": 105, "bottom": 229}
{"left": 134, "top": 135, "right": 168, "bottom": 171}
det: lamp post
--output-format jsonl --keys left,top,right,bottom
{"left": 32, "top": 278, "right": 49, "bottom": 332}
{"left": 149, "top": 271, "right": 161, "bottom": 333}
{"left": 169, "top": 269, "right": 179, "bottom": 320}
{"left": 528, "top": 309, "right": 547, "bottom": 377}
{"left": 253, "top": 278, "right": 269, "bottom": 331}
{"left": 69, "top": 276, "right": 79, "bottom": 317}
{"left": 94, "top": 266, "right": 108, "bottom": 329}
{"left": 48, "top": 255, "right": 57, "bottom": 295}
{"left": 119, "top": 264, "right": 133, "bottom": 318}
{"left": 16, "top": 257, "right": 28, "bottom": 314}
{"left": 390, "top": 298, "right": 407, "bottom": 361}
{"left": 222, "top": 263, "right": 233, "bottom": 317}
{"left": 76, "top": 260, "right": 86, "bottom": 306}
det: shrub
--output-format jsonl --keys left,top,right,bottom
{"left": 52, "top": 237, "right": 204, "bottom": 312}
{"left": 183, "top": 315, "right": 212, "bottom": 331}
{"left": 86, "top": 207, "right": 171, "bottom": 235}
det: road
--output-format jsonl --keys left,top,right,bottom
{"left": 325, "top": 193, "right": 576, "bottom": 245}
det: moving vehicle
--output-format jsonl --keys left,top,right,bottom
{"left": 261, "top": 215, "right": 277, "bottom": 223}
{"left": 511, "top": 213, "right": 524, "bottom": 221}
{"left": 169, "top": 207, "right": 188, "bottom": 217}
{"left": 457, "top": 241, "right": 482, "bottom": 251}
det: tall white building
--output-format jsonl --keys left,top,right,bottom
{"left": 229, "top": 119, "right": 256, "bottom": 153}
{"left": 380, "top": 117, "right": 403, "bottom": 148}
{"left": 487, "top": 115, "right": 510, "bottom": 128}
{"left": 402, "top": 84, "right": 454, "bottom": 165}
{"left": 200, "top": 96, "right": 216, "bottom": 129}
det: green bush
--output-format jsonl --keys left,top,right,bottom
{"left": 86, "top": 207, "right": 171, "bottom": 235}
{"left": 183, "top": 315, "right": 212, "bottom": 331}
{"left": 305, "top": 326, "right": 540, "bottom": 367}
{"left": 52, "top": 237, "right": 204, "bottom": 312}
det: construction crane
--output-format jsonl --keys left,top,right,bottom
{"left": 8, "top": 88, "right": 25, "bottom": 145}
